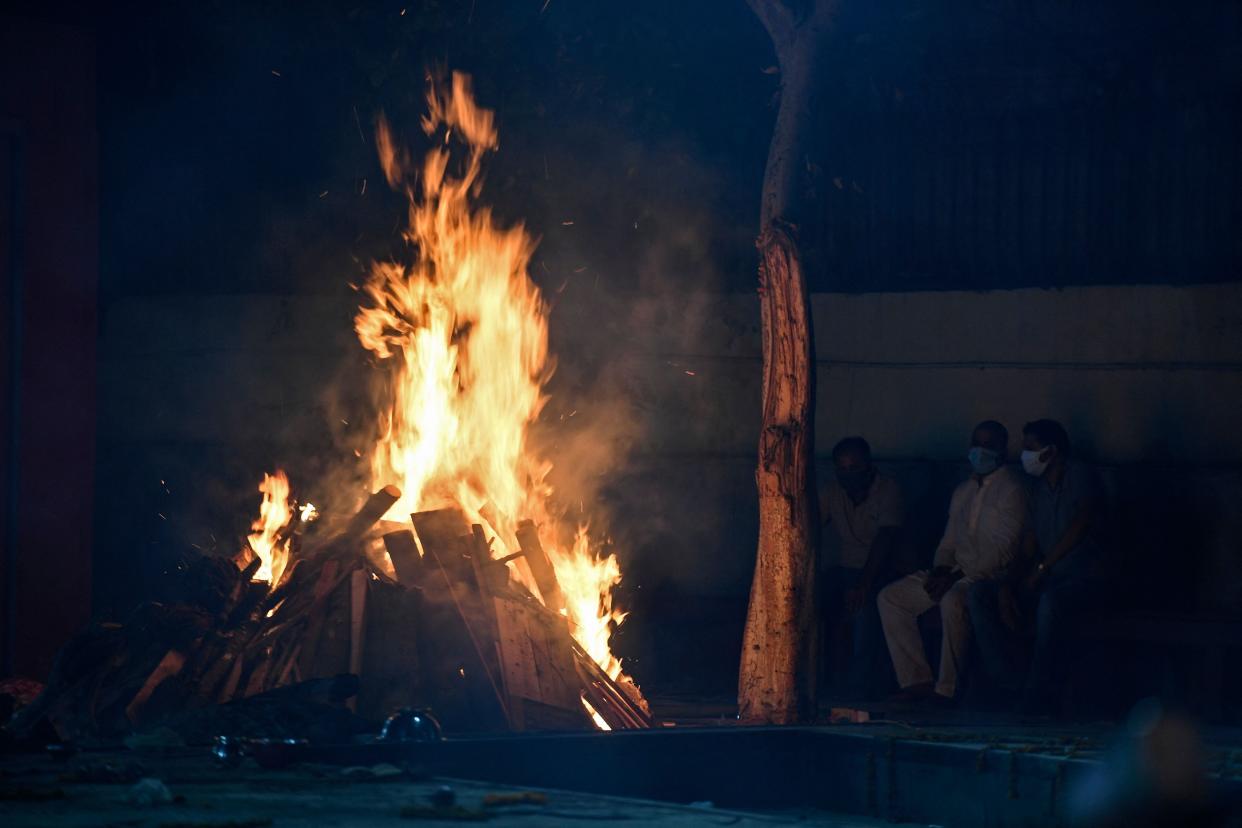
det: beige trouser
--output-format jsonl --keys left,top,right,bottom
{"left": 877, "top": 571, "right": 975, "bottom": 698}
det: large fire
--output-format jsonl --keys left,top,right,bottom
{"left": 237, "top": 73, "right": 637, "bottom": 704}
{"left": 353, "top": 72, "right": 633, "bottom": 686}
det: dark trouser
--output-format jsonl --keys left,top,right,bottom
{"left": 823, "top": 566, "right": 891, "bottom": 698}
{"left": 967, "top": 557, "right": 1096, "bottom": 706}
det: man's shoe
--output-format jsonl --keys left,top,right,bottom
{"left": 887, "top": 682, "right": 936, "bottom": 702}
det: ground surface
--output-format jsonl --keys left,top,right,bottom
{"left": 655, "top": 693, "right": 1242, "bottom": 773}
{"left": 0, "top": 747, "right": 925, "bottom": 828}
{"left": 6, "top": 700, "right": 1240, "bottom": 827}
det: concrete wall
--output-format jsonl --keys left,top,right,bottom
{"left": 580, "top": 282, "right": 1242, "bottom": 462}
{"left": 95, "top": 282, "right": 1242, "bottom": 690}
{"left": 812, "top": 285, "right": 1242, "bottom": 463}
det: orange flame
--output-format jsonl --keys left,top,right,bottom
{"left": 555, "top": 525, "right": 625, "bottom": 679}
{"left": 246, "top": 470, "right": 293, "bottom": 585}
{"left": 354, "top": 72, "right": 638, "bottom": 695}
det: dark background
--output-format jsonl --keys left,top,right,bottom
{"left": 5, "top": 0, "right": 1242, "bottom": 700}
{"left": 94, "top": 0, "right": 1242, "bottom": 304}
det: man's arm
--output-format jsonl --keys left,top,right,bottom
{"left": 932, "top": 486, "right": 962, "bottom": 572}
{"left": 923, "top": 487, "right": 963, "bottom": 600}
{"left": 844, "top": 526, "right": 900, "bottom": 613}
{"left": 994, "top": 525, "right": 1038, "bottom": 629}
{"left": 1039, "top": 496, "right": 1099, "bottom": 572}
{"left": 859, "top": 526, "right": 899, "bottom": 588}
{"left": 844, "top": 483, "right": 903, "bottom": 613}
{"left": 1031, "top": 465, "right": 1102, "bottom": 586}
{"left": 860, "top": 482, "right": 904, "bottom": 588}
{"left": 982, "top": 476, "right": 1027, "bottom": 577}
{"left": 1001, "top": 523, "right": 1038, "bottom": 583}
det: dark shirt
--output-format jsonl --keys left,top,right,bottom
{"left": 1031, "top": 459, "right": 1102, "bottom": 568}
{"left": 821, "top": 473, "right": 904, "bottom": 570}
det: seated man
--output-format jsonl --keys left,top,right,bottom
{"left": 877, "top": 420, "right": 1026, "bottom": 703}
{"left": 968, "top": 419, "right": 1103, "bottom": 714}
{"left": 820, "top": 436, "right": 904, "bottom": 698}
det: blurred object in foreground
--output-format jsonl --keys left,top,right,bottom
{"left": 0, "top": 678, "right": 45, "bottom": 725}
{"left": 1070, "top": 699, "right": 1233, "bottom": 827}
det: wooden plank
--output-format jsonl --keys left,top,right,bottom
{"left": 420, "top": 525, "right": 510, "bottom": 727}
{"left": 493, "top": 597, "right": 541, "bottom": 703}
{"left": 571, "top": 641, "right": 652, "bottom": 730}
{"left": 528, "top": 609, "right": 583, "bottom": 711}
{"left": 294, "top": 559, "right": 342, "bottom": 678}
{"left": 412, "top": 508, "right": 471, "bottom": 547}
{"left": 344, "top": 485, "right": 402, "bottom": 543}
{"left": 274, "top": 642, "right": 303, "bottom": 687}
{"left": 297, "top": 577, "right": 352, "bottom": 682}
{"left": 492, "top": 595, "right": 590, "bottom": 731}
{"left": 308, "top": 485, "right": 402, "bottom": 560}
{"left": 412, "top": 508, "right": 472, "bottom": 580}
{"left": 493, "top": 640, "right": 523, "bottom": 730}
{"left": 125, "top": 649, "right": 186, "bottom": 724}
{"left": 240, "top": 649, "right": 274, "bottom": 698}
{"left": 356, "top": 581, "right": 425, "bottom": 721}
{"left": 467, "top": 526, "right": 495, "bottom": 594}
{"left": 347, "top": 569, "right": 369, "bottom": 711}
{"left": 467, "top": 525, "right": 504, "bottom": 628}
{"left": 383, "top": 529, "right": 423, "bottom": 585}
{"left": 219, "top": 656, "right": 244, "bottom": 702}
{"left": 515, "top": 520, "right": 565, "bottom": 614}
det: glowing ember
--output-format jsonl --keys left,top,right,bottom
{"left": 354, "top": 72, "right": 639, "bottom": 695}
{"left": 245, "top": 470, "right": 293, "bottom": 585}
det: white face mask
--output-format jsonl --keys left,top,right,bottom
{"left": 1021, "top": 449, "right": 1051, "bottom": 477}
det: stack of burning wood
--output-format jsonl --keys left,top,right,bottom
{"left": 6, "top": 486, "right": 650, "bottom": 745}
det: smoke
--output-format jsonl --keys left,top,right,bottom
{"left": 516, "top": 119, "right": 759, "bottom": 594}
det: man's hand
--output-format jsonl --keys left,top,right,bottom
{"left": 923, "top": 569, "right": 958, "bottom": 603}
{"left": 844, "top": 584, "right": 869, "bottom": 615}
{"left": 1025, "top": 564, "right": 1048, "bottom": 592}
{"left": 998, "top": 582, "right": 1022, "bottom": 632}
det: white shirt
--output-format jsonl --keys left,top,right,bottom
{"left": 933, "top": 466, "right": 1027, "bottom": 580}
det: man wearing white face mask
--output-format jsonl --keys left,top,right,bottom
{"left": 968, "top": 419, "right": 1103, "bottom": 714}
{"left": 877, "top": 420, "right": 1027, "bottom": 702}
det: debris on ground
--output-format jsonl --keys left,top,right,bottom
{"left": 482, "top": 790, "right": 548, "bottom": 807}
{"left": 129, "top": 776, "right": 175, "bottom": 806}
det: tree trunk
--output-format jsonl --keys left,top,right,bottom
{"left": 738, "top": 0, "right": 836, "bottom": 724}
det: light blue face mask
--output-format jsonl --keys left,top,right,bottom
{"left": 967, "top": 446, "right": 1000, "bottom": 475}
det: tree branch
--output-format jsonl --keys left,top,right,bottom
{"left": 808, "top": 0, "right": 841, "bottom": 30}
{"left": 745, "top": 0, "right": 795, "bottom": 53}
{"left": 748, "top": 0, "right": 840, "bottom": 54}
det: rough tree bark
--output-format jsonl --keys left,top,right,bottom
{"left": 738, "top": 0, "right": 838, "bottom": 724}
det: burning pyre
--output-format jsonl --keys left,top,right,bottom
{"left": 4, "top": 72, "right": 648, "bottom": 748}
{"left": 237, "top": 72, "right": 643, "bottom": 723}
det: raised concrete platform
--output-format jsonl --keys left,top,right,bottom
{"left": 3, "top": 717, "right": 1239, "bottom": 826}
